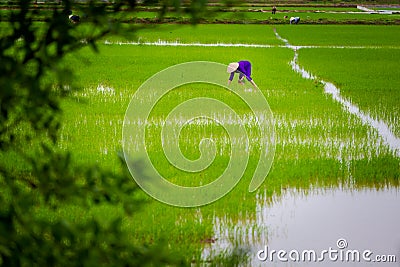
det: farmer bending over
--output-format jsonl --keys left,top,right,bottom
{"left": 67, "top": 10, "right": 80, "bottom": 24}
{"left": 290, "top": 17, "right": 300, "bottom": 24}
{"left": 227, "top": 61, "right": 258, "bottom": 88}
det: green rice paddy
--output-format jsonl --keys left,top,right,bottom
{"left": 298, "top": 48, "right": 400, "bottom": 137}
{"left": 49, "top": 23, "right": 400, "bottom": 263}
{"left": 274, "top": 24, "right": 400, "bottom": 46}
{"left": 2, "top": 6, "right": 399, "bottom": 262}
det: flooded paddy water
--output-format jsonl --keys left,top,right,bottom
{"left": 203, "top": 187, "right": 400, "bottom": 266}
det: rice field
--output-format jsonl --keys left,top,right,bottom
{"left": 50, "top": 25, "right": 400, "bottom": 265}
{"left": 12, "top": 21, "right": 400, "bottom": 264}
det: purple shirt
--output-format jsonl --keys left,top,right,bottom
{"left": 229, "top": 60, "right": 252, "bottom": 81}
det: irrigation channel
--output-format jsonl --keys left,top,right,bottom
{"left": 273, "top": 29, "right": 400, "bottom": 159}
{"left": 106, "top": 32, "right": 400, "bottom": 265}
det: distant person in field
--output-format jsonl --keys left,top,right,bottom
{"left": 227, "top": 61, "right": 258, "bottom": 88}
{"left": 290, "top": 16, "right": 300, "bottom": 24}
{"left": 272, "top": 6, "right": 277, "bottom": 14}
{"left": 67, "top": 10, "right": 80, "bottom": 24}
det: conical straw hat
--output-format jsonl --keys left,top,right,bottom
{"left": 227, "top": 62, "right": 239, "bottom": 73}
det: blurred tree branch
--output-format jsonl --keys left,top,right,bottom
{"left": 0, "top": 0, "right": 209, "bottom": 265}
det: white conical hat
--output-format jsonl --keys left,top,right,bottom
{"left": 227, "top": 62, "right": 239, "bottom": 73}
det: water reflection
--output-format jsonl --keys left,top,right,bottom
{"left": 203, "top": 188, "right": 400, "bottom": 266}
